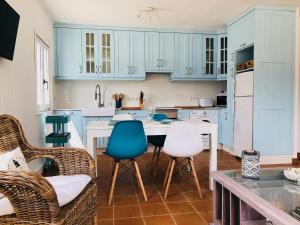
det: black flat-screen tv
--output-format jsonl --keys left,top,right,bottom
{"left": 0, "top": 0, "right": 20, "bottom": 61}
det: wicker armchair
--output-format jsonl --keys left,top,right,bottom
{"left": 0, "top": 114, "right": 97, "bottom": 225}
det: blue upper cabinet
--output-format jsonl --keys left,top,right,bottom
{"left": 82, "top": 29, "right": 115, "bottom": 78}
{"left": 202, "top": 35, "right": 217, "bottom": 79}
{"left": 115, "top": 30, "right": 130, "bottom": 78}
{"left": 233, "top": 11, "right": 255, "bottom": 50}
{"left": 217, "top": 34, "right": 228, "bottom": 80}
{"left": 174, "top": 33, "right": 189, "bottom": 79}
{"left": 98, "top": 30, "right": 115, "bottom": 78}
{"left": 115, "top": 30, "right": 145, "bottom": 79}
{"left": 56, "top": 28, "right": 83, "bottom": 78}
{"left": 82, "top": 29, "right": 99, "bottom": 78}
{"left": 173, "top": 33, "right": 202, "bottom": 80}
{"left": 145, "top": 32, "right": 174, "bottom": 72}
{"left": 145, "top": 32, "right": 160, "bottom": 71}
{"left": 130, "top": 31, "right": 145, "bottom": 78}
{"left": 189, "top": 34, "right": 203, "bottom": 79}
{"left": 159, "top": 32, "right": 175, "bottom": 72}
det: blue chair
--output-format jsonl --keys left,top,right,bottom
{"left": 148, "top": 113, "right": 168, "bottom": 177}
{"left": 105, "top": 120, "right": 148, "bottom": 205}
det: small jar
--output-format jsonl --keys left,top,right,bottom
{"left": 242, "top": 150, "right": 260, "bottom": 180}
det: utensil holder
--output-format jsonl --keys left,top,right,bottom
{"left": 115, "top": 99, "right": 122, "bottom": 108}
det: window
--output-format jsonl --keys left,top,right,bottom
{"left": 35, "top": 35, "right": 50, "bottom": 111}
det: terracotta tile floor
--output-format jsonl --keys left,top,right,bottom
{"left": 95, "top": 150, "right": 242, "bottom": 225}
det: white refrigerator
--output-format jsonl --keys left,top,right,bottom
{"left": 233, "top": 71, "right": 254, "bottom": 157}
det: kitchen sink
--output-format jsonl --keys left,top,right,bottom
{"left": 82, "top": 108, "right": 116, "bottom": 117}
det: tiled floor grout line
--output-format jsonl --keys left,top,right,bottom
{"left": 178, "top": 183, "right": 209, "bottom": 225}
{"left": 99, "top": 211, "right": 213, "bottom": 221}
{"left": 156, "top": 184, "right": 178, "bottom": 225}
{"left": 111, "top": 199, "right": 194, "bottom": 208}
{"left": 112, "top": 191, "right": 115, "bottom": 225}
{"left": 131, "top": 176, "right": 147, "bottom": 225}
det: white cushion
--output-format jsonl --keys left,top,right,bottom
{"left": 0, "top": 175, "right": 92, "bottom": 216}
{"left": 0, "top": 147, "right": 30, "bottom": 200}
{"left": 46, "top": 175, "right": 92, "bottom": 206}
{"left": 0, "top": 147, "right": 30, "bottom": 171}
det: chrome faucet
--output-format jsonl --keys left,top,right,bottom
{"left": 95, "top": 84, "right": 104, "bottom": 108}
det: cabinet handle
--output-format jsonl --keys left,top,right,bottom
{"left": 231, "top": 53, "right": 234, "bottom": 61}
{"left": 233, "top": 99, "right": 235, "bottom": 114}
{"left": 131, "top": 66, "right": 135, "bottom": 74}
{"left": 160, "top": 59, "right": 164, "bottom": 67}
{"left": 217, "top": 67, "right": 220, "bottom": 75}
{"left": 99, "top": 66, "right": 103, "bottom": 74}
{"left": 185, "top": 67, "right": 188, "bottom": 76}
{"left": 189, "top": 67, "right": 192, "bottom": 76}
{"left": 157, "top": 59, "right": 160, "bottom": 68}
{"left": 225, "top": 111, "right": 227, "bottom": 120}
{"left": 203, "top": 67, "right": 206, "bottom": 75}
{"left": 128, "top": 66, "right": 130, "bottom": 75}
{"left": 230, "top": 67, "right": 234, "bottom": 77}
{"left": 96, "top": 66, "right": 98, "bottom": 74}
{"left": 79, "top": 65, "right": 83, "bottom": 73}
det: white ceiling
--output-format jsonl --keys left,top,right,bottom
{"left": 40, "top": 0, "right": 300, "bottom": 30}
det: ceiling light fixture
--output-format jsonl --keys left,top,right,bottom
{"left": 137, "top": 7, "right": 162, "bottom": 19}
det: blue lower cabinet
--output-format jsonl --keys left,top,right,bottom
{"left": 218, "top": 108, "right": 229, "bottom": 145}
{"left": 178, "top": 110, "right": 190, "bottom": 120}
{"left": 218, "top": 109, "right": 223, "bottom": 144}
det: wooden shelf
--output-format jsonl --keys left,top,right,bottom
{"left": 236, "top": 68, "right": 253, "bottom": 74}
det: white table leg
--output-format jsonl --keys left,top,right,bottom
{"left": 209, "top": 127, "right": 218, "bottom": 190}
{"left": 87, "top": 131, "right": 98, "bottom": 176}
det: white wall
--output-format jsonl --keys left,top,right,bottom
{"left": 297, "top": 8, "right": 300, "bottom": 155}
{"left": 0, "top": 0, "right": 54, "bottom": 147}
{"left": 54, "top": 75, "right": 226, "bottom": 109}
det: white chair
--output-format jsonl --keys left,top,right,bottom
{"left": 162, "top": 121, "right": 204, "bottom": 199}
{"left": 112, "top": 114, "right": 134, "bottom": 121}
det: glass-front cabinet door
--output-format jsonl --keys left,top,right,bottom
{"left": 82, "top": 29, "right": 114, "bottom": 78}
{"left": 203, "top": 35, "right": 217, "bottom": 79}
{"left": 82, "top": 30, "right": 98, "bottom": 77}
{"left": 99, "top": 30, "right": 114, "bottom": 78}
{"left": 217, "top": 34, "right": 228, "bottom": 80}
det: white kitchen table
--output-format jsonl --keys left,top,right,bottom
{"left": 86, "top": 120, "right": 218, "bottom": 190}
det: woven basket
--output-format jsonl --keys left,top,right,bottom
{"left": 245, "top": 60, "right": 254, "bottom": 69}
{"left": 236, "top": 63, "right": 246, "bottom": 71}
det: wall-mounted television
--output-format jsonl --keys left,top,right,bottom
{"left": 0, "top": 0, "right": 20, "bottom": 61}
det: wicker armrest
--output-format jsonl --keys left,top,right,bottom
{"left": 26, "top": 147, "right": 96, "bottom": 178}
{"left": 0, "top": 170, "right": 60, "bottom": 223}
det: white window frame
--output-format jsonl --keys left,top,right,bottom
{"left": 35, "top": 35, "right": 50, "bottom": 112}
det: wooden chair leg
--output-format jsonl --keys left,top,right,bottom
{"left": 131, "top": 160, "right": 141, "bottom": 190}
{"left": 153, "top": 147, "right": 161, "bottom": 178}
{"left": 108, "top": 162, "right": 119, "bottom": 205}
{"left": 164, "top": 158, "right": 175, "bottom": 199}
{"left": 93, "top": 215, "right": 97, "bottom": 225}
{"left": 163, "top": 158, "right": 172, "bottom": 187}
{"left": 149, "top": 146, "right": 158, "bottom": 169}
{"left": 133, "top": 160, "right": 148, "bottom": 202}
{"left": 189, "top": 158, "right": 203, "bottom": 199}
